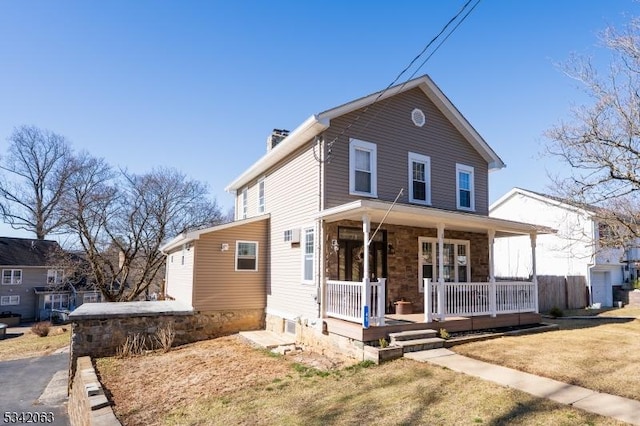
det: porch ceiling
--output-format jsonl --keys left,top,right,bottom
{"left": 317, "top": 200, "right": 555, "bottom": 237}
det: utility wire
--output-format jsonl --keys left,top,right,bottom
{"left": 323, "top": 0, "right": 482, "bottom": 162}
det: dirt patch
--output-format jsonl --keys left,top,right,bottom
{"left": 95, "top": 334, "right": 349, "bottom": 426}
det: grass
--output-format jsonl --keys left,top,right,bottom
{"left": 0, "top": 325, "right": 70, "bottom": 361}
{"left": 454, "top": 307, "right": 640, "bottom": 401}
{"left": 96, "top": 335, "right": 624, "bottom": 426}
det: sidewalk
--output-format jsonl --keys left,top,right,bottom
{"left": 406, "top": 348, "right": 640, "bottom": 425}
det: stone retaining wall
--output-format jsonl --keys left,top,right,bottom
{"left": 68, "top": 356, "right": 120, "bottom": 426}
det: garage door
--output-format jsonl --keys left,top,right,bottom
{"left": 590, "top": 271, "right": 611, "bottom": 307}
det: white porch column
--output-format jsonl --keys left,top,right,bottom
{"left": 488, "top": 229, "right": 497, "bottom": 317}
{"left": 437, "top": 223, "right": 445, "bottom": 321}
{"left": 530, "top": 232, "right": 539, "bottom": 313}
{"left": 362, "top": 214, "right": 371, "bottom": 328}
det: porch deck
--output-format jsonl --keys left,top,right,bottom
{"left": 324, "top": 312, "right": 542, "bottom": 342}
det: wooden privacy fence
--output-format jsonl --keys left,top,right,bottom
{"left": 498, "top": 275, "right": 587, "bottom": 312}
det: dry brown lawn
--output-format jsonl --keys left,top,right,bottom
{"left": 0, "top": 324, "right": 70, "bottom": 361}
{"left": 96, "top": 334, "right": 625, "bottom": 426}
{"left": 454, "top": 308, "right": 640, "bottom": 401}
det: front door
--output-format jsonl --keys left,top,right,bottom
{"left": 338, "top": 227, "right": 387, "bottom": 281}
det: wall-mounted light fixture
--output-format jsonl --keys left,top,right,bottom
{"left": 221, "top": 243, "right": 229, "bottom": 251}
{"left": 388, "top": 244, "right": 395, "bottom": 255}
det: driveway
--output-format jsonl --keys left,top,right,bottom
{"left": 0, "top": 352, "right": 70, "bottom": 425}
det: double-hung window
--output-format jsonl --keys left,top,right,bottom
{"left": 349, "top": 139, "right": 377, "bottom": 197}
{"left": 241, "top": 188, "right": 248, "bottom": 219}
{"left": 302, "top": 227, "right": 314, "bottom": 282}
{"left": 0, "top": 295, "right": 19, "bottom": 305}
{"left": 408, "top": 152, "right": 431, "bottom": 205}
{"left": 47, "top": 269, "right": 64, "bottom": 285}
{"left": 257, "top": 178, "right": 265, "bottom": 214}
{"left": 2, "top": 269, "right": 22, "bottom": 285}
{"left": 44, "top": 293, "right": 69, "bottom": 310}
{"left": 456, "top": 164, "right": 475, "bottom": 211}
{"left": 236, "top": 241, "right": 258, "bottom": 271}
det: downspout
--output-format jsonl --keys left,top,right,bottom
{"left": 316, "top": 135, "right": 324, "bottom": 319}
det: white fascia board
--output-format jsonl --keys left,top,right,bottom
{"left": 490, "top": 188, "right": 593, "bottom": 218}
{"left": 225, "top": 116, "right": 329, "bottom": 192}
{"left": 318, "top": 199, "right": 554, "bottom": 235}
{"left": 418, "top": 77, "right": 505, "bottom": 171}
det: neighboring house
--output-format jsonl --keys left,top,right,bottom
{"left": 162, "top": 75, "right": 551, "bottom": 346}
{"left": 490, "top": 188, "right": 635, "bottom": 307}
{"left": 0, "top": 237, "right": 101, "bottom": 322}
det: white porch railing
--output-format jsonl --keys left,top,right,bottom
{"left": 326, "top": 278, "right": 386, "bottom": 327}
{"left": 424, "top": 278, "right": 538, "bottom": 322}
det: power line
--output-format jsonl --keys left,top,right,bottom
{"left": 323, "top": 0, "right": 482, "bottom": 162}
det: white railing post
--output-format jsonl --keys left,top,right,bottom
{"left": 530, "top": 232, "right": 539, "bottom": 313}
{"left": 437, "top": 279, "right": 445, "bottom": 321}
{"left": 489, "top": 280, "right": 497, "bottom": 317}
{"left": 377, "top": 278, "right": 386, "bottom": 326}
{"left": 362, "top": 278, "right": 370, "bottom": 328}
{"left": 424, "top": 278, "right": 432, "bottom": 322}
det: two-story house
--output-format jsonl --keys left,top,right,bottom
{"left": 0, "top": 237, "right": 101, "bottom": 323}
{"left": 161, "top": 75, "right": 551, "bottom": 350}
{"left": 490, "top": 187, "right": 636, "bottom": 308}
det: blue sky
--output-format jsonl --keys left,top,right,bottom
{"left": 0, "top": 0, "right": 637, "bottom": 239}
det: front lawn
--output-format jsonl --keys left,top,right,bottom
{"left": 454, "top": 308, "right": 640, "bottom": 401}
{"left": 0, "top": 324, "right": 70, "bottom": 361}
{"left": 96, "top": 335, "right": 623, "bottom": 425}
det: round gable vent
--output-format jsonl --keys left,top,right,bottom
{"left": 411, "top": 108, "right": 426, "bottom": 127}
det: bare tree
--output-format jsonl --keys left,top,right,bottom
{"left": 0, "top": 125, "right": 75, "bottom": 239}
{"left": 59, "top": 158, "right": 224, "bottom": 301}
{"left": 546, "top": 16, "right": 640, "bottom": 247}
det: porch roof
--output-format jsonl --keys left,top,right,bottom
{"left": 316, "top": 200, "right": 555, "bottom": 237}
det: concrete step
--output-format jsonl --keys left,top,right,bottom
{"left": 389, "top": 329, "right": 438, "bottom": 343}
{"left": 394, "top": 337, "right": 445, "bottom": 352}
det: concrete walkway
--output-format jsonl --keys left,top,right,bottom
{"left": 406, "top": 348, "right": 640, "bottom": 425}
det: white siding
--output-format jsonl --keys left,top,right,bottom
{"left": 491, "top": 193, "right": 594, "bottom": 278}
{"left": 165, "top": 245, "right": 195, "bottom": 307}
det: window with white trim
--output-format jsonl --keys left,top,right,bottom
{"left": 257, "top": 178, "right": 265, "bottom": 214}
{"left": 284, "top": 230, "right": 292, "bottom": 242}
{"left": 349, "top": 139, "right": 377, "bottom": 197}
{"left": 236, "top": 241, "right": 258, "bottom": 271}
{"left": 418, "top": 237, "right": 470, "bottom": 292}
{"left": 83, "top": 292, "right": 100, "bottom": 303}
{"left": 302, "top": 227, "right": 314, "bottom": 282}
{"left": 456, "top": 164, "right": 475, "bottom": 211}
{"left": 47, "top": 269, "right": 64, "bottom": 285}
{"left": 241, "top": 188, "right": 248, "bottom": 219}
{"left": 2, "top": 269, "right": 22, "bottom": 285}
{"left": 44, "top": 293, "right": 69, "bottom": 310}
{"left": 408, "top": 152, "right": 431, "bottom": 205}
{"left": 0, "top": 295, "right": 19, "bottom": 305}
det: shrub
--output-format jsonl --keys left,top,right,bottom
{"left": 117, "top": 323, "right": 176, "bottom": 358}
{"left": 549, "top": 306, "right": 564, "bottom": 318}
{"left": 378, "top": 338, "right": 389, "bottom": 348}
{"left": 31, "top": 321, "right": 51, "bottom": 337}
{"left": 438, "top": 328, "right": 450, "bottom": 339}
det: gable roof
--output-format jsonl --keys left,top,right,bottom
{"left": 226, "top": 74, "right": 505, "bottom": 192}
{"left": 490, "top": 187, "right": 599, "bottom": 217}
{"left": 0, "top": 237, "right": 61, "bottom": 267}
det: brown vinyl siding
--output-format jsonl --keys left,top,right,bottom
{"left": 165, "top": 246, "right": 195, "bottom": 306}
{"left": 323, "top": 87, "right": 489, "bottom": 215}
{"left": 192, "top": 218, "right": 269, "bottom": 312}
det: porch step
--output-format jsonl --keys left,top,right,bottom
{"left": 394, "top": 337, "right": 445, "bottom": 352}
{"left": 388, "top": 329, "right": 438, "bottom": 343}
